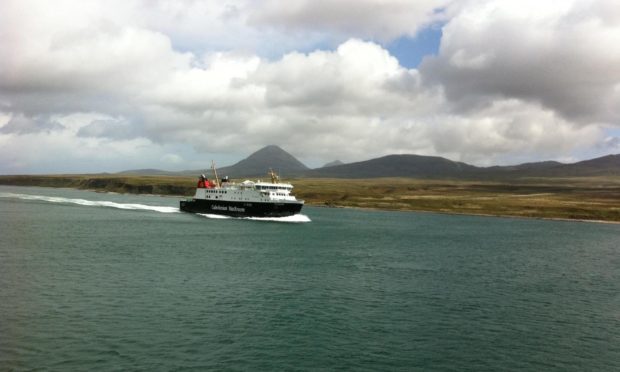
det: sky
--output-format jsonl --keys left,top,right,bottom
{"left": 1, "top": 0, "right": 619, "bottom": 174}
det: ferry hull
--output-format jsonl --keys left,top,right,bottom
{"left": 180, "top": 199, "right": 303, "bottom": 217}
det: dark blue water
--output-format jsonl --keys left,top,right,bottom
{"left": 1, "top": 185, "right": 619, "bottom": 371}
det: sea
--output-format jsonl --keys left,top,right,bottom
{"left": 0, "top": 185, "right": 619, "bottom": 371}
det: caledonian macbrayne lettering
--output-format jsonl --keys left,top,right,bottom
{"left": 211, "top": 205, "right": 246, "bottom": 213}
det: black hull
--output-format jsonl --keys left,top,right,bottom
{"left": 180, "top": 199, "right": 303, "bottom": 217}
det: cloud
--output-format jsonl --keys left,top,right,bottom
{"left": 422, "top": 99, "right": 602, "bottom": 165}
{"left": 0, "top": 120, "right": 204, "bottom": 174}
{"left": 160, "top": 153, "right": 183, "bottom": 165}
{"left": 255, "top": 40, "right": 408, "bottom": 108}
{"left": 248, "top": 0, "right": 450, "bottom": 42}
{"left": 600, "top": 135, "right": 620, "bottom": 151}
{"left": 420, "top": 0, "right": 620, "bottom": 124}
{"left": 134, "top": 39, "right": 446, "bottom": 162}
{"left": 0, "top": 114, "right": 64, "bottom": 134}
{"left": 76, "top": 118, "right": 141, "bottom": 140}
{"left": 0, "top": 0, "right": 618, "bottom": 174}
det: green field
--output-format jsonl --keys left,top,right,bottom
{"left": 2, "top": 174, "right": 620, "bottom": 222}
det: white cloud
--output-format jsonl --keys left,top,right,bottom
{"left": 161, "top": 153, "right": 183, "bottom": 165}
{"left": 423, "top": 99, "right": 602, "bottom": 165}
{"left": 0, "top": 0, "right": 618, "bottom": 174}
{"left": 421, "top": 0, "right": 620, "bottom": 124}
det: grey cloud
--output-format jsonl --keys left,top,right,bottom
{"left": 0, "top": 115, "right": 64, "bottom": 134}
{"left": 77, "top": 118, "right": 142, "bottom": 140}
{"left": 599, "top": 136, "right": 620, "bottom": 149}
{"left": 0, "top": 90, "right": 134, "bottom": 120}
{"left": 420, "top": 0, "right": 620, "bottom": 125}
{"left": 249, "top": 0, "right": 449, "bottom": 42}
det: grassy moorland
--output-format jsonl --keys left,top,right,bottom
{"left": 292, "top": 177, "right": 620, "bottom": 222}
{"left": 2, "top": 174, "right": 620, "bottom": 222}
{"left": 0, "top": 175, "right": 194, "bottom": 195}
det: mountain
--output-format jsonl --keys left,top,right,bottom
{"left": 216, "top": 145, "right": 309, "bottom": 178}
{"left": 307, "top": 154, "right": 479, "bottom": 178}
{"left": 116, "top": 146, "right": 620, "bottom": 180}
{"left": 116, "top": 145, "right": 309, "bottom": 178}
{"left": 545, "top": 154, "right": 620, "bottom": 177}
{"left": 481, "top": 155, "right": 620, "bottom": 178}
{"left": 322, "top": 160, "right": 344, "bottom": 168}
{"left": 486, "top": 161, "right": 563, "bottom": 173}
{"left": 307, "top": 153, "right": 620, "bottom": 179}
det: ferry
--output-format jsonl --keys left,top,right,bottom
{"left": 179, "top": 162, "right": 304, "bottom": 217}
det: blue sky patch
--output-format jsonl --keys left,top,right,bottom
{"left": 387, "top": 25, "right": 443, "bottom": 69}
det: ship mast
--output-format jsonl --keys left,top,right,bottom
{"left": 268, "top": 168, "right": 280, "bottom": 184}
{"left": 211, "top": 161, "right": 221, "bottom": 187}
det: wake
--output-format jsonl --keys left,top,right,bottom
{"left": 0, "top": 192, "right": 311, "bottom": 221}
{"left": 0, "top": 192, "right": 180, "bottom": 214}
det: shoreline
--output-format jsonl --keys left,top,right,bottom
{"left": 3, "top": 183, "right": 620, "bottom": 225}
{"left": 314, "top": 203, "right": 620, "bottom": 225}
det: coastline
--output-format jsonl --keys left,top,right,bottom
{"left": 316, "top": 204, "right": 620, "bottom": 225}
{"left": 2, "top": 176, "right": 620, "bottom": 225}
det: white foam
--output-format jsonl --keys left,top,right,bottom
{"left": 0, "top": 192, "right": 179, "bottom": 213}
{"left": 197, "top": 213, "right": 232, "bottom": 219}
{"left": 245, "top": 214, "right": 312, "bottom": 223}
{"left": 198, "top": 212, "right": 311, "bottom": 223}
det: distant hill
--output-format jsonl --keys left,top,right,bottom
{"left": 322, "top": 160, "right": 344, "bottom": 168}
{"left": 116, "top": 146, "right": 620, "bottom": 180}
{"left": 480, "top": 155, "right": 620, "bottom": 178}
{"left": 216, "top": 145, "right": 309, "bottom": 178}
{"left": 486, "top": 161, "right": 563, "bottom": 173}
{"left": 307, "top": 154, "right": 479, "bottom": 178}
{"left": 307, "top": 154, "right": 620, "bottom": 179}
{"left": 117, "top": 145, "right": 309, "bottom": 178}
{"left": 544, "top": 154, "right": 620, "bottom": 177}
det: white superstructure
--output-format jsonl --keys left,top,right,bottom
{"left": 193, "top": 179, "right": 300, "bottom": 204}
{"left": 180, "top": 165, "right": 304, "bottom": 217}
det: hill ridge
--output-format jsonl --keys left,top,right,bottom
{"left": 217, "top": 145, "right": 309, "bottom": 178}
{"left": 117, "top": 148, "right": 620, "bottom": 179}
